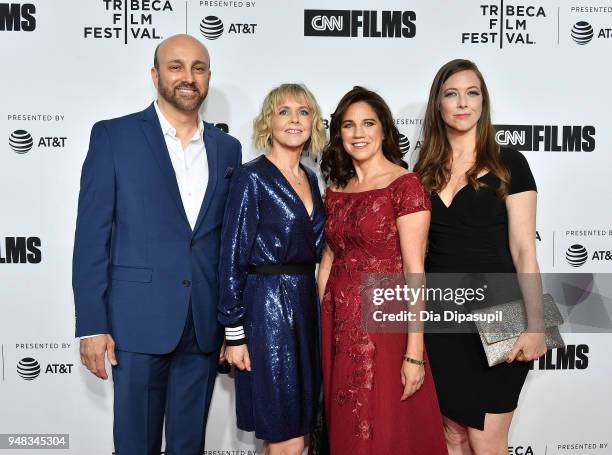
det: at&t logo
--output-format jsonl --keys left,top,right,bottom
{"left": 570, "top": 20, "right": 612, "bottom": 45}
{"left": 398, "top": 134, "right": 410, "bottom": 154}
{"left": 565, "top": 244, "right": 612, "bottom": 267}
{"left": 17, "top": 357, "right": 40, "bottom": 380}
{"left": 16, "top": 357, "right": 74, "bottom": 381}
{"left": 0, "top": 3, "right": 36, "bottom": 31}
{"left": 566, "top": 244, "right": 587, "bottom": 267}
{"left": 199, "top": 15, "right": 256, "bottom": 40}
{"left": 571, "top": 21, "right": 594, "bottom": 44}
{"left": 9, "top": 130, "right": 33, "bottom": 154}
{"left": 8, "top": 130, "right": 67, "bottom": 154}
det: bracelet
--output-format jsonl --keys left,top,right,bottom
{"left": 403, "top": 355, "right": 426, "bottom": 366}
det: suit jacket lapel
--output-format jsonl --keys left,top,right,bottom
{"left": 139, "top": 103, "right": 190, "bottom": 229}
{"left": 193, "top": 122, "right": 219, "bottom": 234}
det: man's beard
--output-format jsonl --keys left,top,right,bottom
{"left": 158, "top": 75, "right": 207, "bottom": 112}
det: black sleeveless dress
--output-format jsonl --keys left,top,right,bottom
{"left": 424, "top": 147, "right": 537, "bottom": 430}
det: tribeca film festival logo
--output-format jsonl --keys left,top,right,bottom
{"left": 7, "top": 129, "right": 67, "bottom": 154}
{"left": 507, "top": 446, "right": 535, "bottom": 455}
{"left": 0, "top": 237, "right": 41, "bottom": 264}
{"left": 199, "top": 15, "right": 256, "bottom": 40}
{"left": 304, "top": 9, "right": 416, "bottom": 38}
{"left": 461, "top": 4, "right": 547, "bottom": 48}
{"left": 0, "top": 3, "right": 36, "bottom": 32}
{"left": 83, "top": 0, "right": 175, "bottom": 43}
{"left": 494, "top": 125, "right": 596, "bottom": 152}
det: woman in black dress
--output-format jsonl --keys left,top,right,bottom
{"left": 414, "top": 59, "right": 547, "bottom": 454}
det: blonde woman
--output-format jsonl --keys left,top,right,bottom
{"left": 218, "top": 83, "right": 326, "bottom": 455}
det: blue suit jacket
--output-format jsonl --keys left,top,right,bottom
{"left": 73, "top": 103, "right": 242, "bottom": 354}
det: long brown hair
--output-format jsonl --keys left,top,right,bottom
{"left": 414, "top": 59, "right": 509, "bottom": 198}
{"left": 321, "top": 86, "right": 407, "bottom": 188}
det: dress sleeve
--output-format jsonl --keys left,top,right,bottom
{"left": 390, "top": 173, "right": 432, "bottom": 218}
{"left": 218, "top": 166, "right": 259, "bottom": 345}
{"left": 502, "top": 148, "right": 537, "bottom": 194}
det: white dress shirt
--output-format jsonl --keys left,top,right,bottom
{"left": 80, "top": 102, "right": 208, "bottom": 340}
{"left": 154, "top": 101, "right": 208, "bottom": 230}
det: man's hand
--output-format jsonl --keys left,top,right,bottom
{"left": 79, "top": 334, "right": 117, "bottom": 380}
{"left": 219, "top": 340, "right": 226, "bottom": 365}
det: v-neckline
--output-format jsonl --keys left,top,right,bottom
{"left": 262, "top": 155, "right": 315, "bottom": 218}
{"left": 436, "top": 172, "right": 491, "bottom": 209}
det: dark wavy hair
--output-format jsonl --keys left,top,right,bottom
{"left": 321, "top": 86, "right": 407, "bottom": 188}
{"left": 413, "top": 59, "right": 509, "bottom": 198}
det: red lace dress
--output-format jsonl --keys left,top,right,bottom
{"left": 322, "top": 173, "right": 448, "bottom": 454}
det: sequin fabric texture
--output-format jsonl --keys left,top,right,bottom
{"left": 321, "top": 173, "right": 448, "bottom": 454}
{"left": 218, "top": 155, "right": 325, "bottom": 441}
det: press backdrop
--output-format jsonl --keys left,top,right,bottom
{"left": 1, "top": 1, "right": 611, "bottom": 454}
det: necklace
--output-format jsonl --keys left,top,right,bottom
{"left": 281, "top": 168, "right": 303, "bottom": 185}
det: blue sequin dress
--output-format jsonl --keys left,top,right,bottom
{"left": 218, "top": 154, "right": 325, "bottom": 441}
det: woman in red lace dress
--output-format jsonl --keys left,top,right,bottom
{"left": 317, "top": 87, "right": 448, "bottom": 454}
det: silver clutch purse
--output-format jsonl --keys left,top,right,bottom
{"left": 471, "top": 293, "right": 565, "bottom": 367}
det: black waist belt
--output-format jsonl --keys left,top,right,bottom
{"left": 248, "top": 263, "right": 316, "bottom": 275}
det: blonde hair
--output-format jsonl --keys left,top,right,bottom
{"left": 253, "top": 83, "right": 326, "bottom": 157}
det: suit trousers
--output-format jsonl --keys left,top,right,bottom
{"left": 112, "top": 304, "right": 218, "bottom": 455}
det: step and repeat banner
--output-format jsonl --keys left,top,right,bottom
{"left": 1, "top": 0, "right": 611, "bottom": 454}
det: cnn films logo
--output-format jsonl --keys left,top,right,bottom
{"left": 16, "top": 357, "right": 74, "bottom": 381}
{"left": 199, "top": 15, "right": 256, "bottom": 40}
{"left": 83, "top": 0, "right": 175, "bottom": 43}
{"left": 0, "top": 3, "right": 35, "bottom": 31}
{"left": 304, "top": 9, "right": 416, "bottom": 38}
{"left": 461, "top": 4, "right": 547, "bottom": 48}
{"left": 7, "top": 129, "right": 67, "bottom": 154}
{"left": 530, "top": 344, "right": 589, "bottom": 370}
{"left": 494, "top": 125, "right": 596, "bottom": 152}
{"left": 0, "top": 237, "right": 41, "bottom": 264}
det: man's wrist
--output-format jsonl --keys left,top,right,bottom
{"left": 80, "top": 334, "right": 107, "bottom": 339}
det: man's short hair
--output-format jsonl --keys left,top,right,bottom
{"left": 153, "top": 42, "right": 162, "bottom": 69}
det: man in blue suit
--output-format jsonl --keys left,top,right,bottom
{"left": 73, "top": 34, "right": 241, "bottom": 454}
